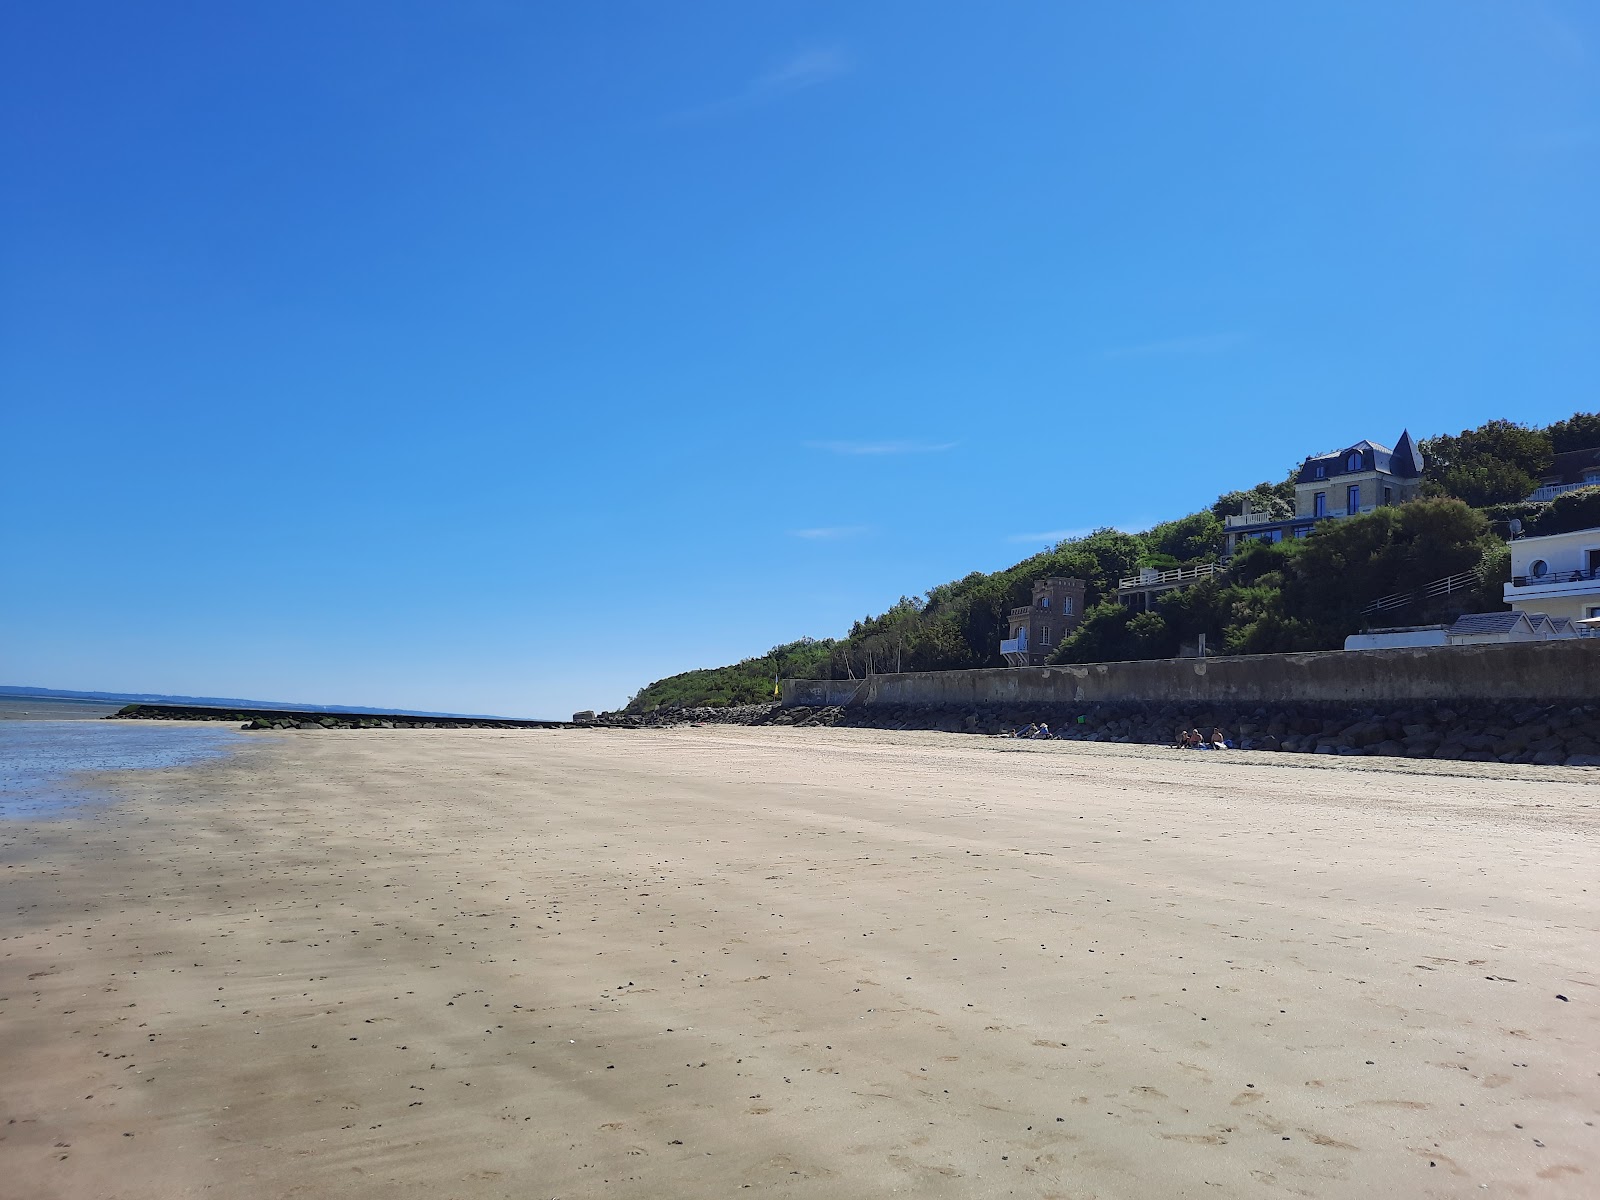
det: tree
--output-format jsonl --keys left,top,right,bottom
{"left": 1211, "top": 481, "right": 1294, "bottom": 523}
{"left": 1420, "top": 419, "right": 1552, "bottom": 507}
{"left": 1050, "top": 598, "right": 1184, "bottom": 664}
{"left": 625, "top": 637, "right": 835, "bottom": 711}
{"left": 1069, "top": 528, "right": 1148, "bottom": 604}
{"left": 1530, "top": 486, "right": 1600, "bottom": 536}
{"left": 1142, "top": 510, "right": 1224, "bottom": 562}
{"left": 1546, "top": 411, "right": 1600, "bottom": 454}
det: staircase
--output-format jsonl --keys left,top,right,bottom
{"left": 1360, "top": 569, "right": 1482, "bottom": 617}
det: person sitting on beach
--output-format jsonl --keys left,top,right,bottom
{"left": 1187, "top": 728, "right": 1206, "bottom": 749}
{"left": 1209, "top": 727, "right": 1231, "bottom": 750}
{"left": 1029, "top": 723, "right": 1051, "bottom": 740}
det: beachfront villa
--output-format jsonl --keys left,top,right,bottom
{"left": 1224, "top": 430, "right": 1426, "bottom": 555}
{"left": 1000, "top": 577, "right": 1086, "bottom": 667}
{"left": 1505, "top": 525, "right": 1600, "bottom": 624}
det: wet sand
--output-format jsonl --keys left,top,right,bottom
{"left": 2, "top": 725, "right": 1596, "bottom": 1198}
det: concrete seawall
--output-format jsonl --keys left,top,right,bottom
{"left": 781, "top": 639, "right": 1599, "bottom": 708}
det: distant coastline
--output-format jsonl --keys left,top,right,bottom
{"left": 0, "top": 685, "right": 522, "bottom": 723}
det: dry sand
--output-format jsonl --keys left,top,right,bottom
{"left": 2, "top": 724, "right": 1596, "bottom": 1199}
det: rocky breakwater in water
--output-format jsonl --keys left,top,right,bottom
{"left": 112, "top": 704, "right": 568, "bottom": 732}
{"left": 611, "top": 699, "right": 1600, "bottom": 767}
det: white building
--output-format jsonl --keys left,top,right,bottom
{"left": 1343, "top": 625, "right": 1449, "bottom": 650}
{"left": 1505, "top": 527, "right": 1600, "bottom": 623}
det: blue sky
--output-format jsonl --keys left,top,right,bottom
{"left": 3, "top": 2, "right": 1597, "bottom": 717}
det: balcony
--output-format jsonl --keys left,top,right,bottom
{"left": 1117, "top": 562, "right": 1227, "bottom": 591}
{"left": 1227, "top": 505, "right": 1375, "bottom": 531}
{"left": 1507, "top": 566, "right": 1600, "bottom": 597}
{"left": 1000, "top": 630, "right": 1031, "bottom": 667}
{"left": 1526, "top": 481, "right": 1600, "bottom": 503}
{"left": 1225, "top": 510, "right": 1281, "bottom": 528}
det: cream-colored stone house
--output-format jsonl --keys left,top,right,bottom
{"left": 1224, "top": 431, "right": 1426, "bottom": 554}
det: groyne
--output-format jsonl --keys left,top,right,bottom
{"left": 110, "top": 704, "right": 573, "bottom": 731}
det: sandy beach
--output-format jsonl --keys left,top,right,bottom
{"left": 2, "top": 725, "right": 1596, "bottom": 1199}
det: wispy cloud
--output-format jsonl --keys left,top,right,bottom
{"left": 805, "top": 439, "right": 957, "bottom": 456}
{"left": 756, "top": 48, "right": 851, "bottom": 95}
{"left": 790, "top": 525, "right": 870, "bottom": 540}
{"left": 668, "top": 47, "right": 850, "bottom": 123}
{"left": 1006, "top": 528, "right": 1092, "bottom": 545}
{"left": 1104, "top": 332, "right": 1248, "bottom": 359}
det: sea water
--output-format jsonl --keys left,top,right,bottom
{"left": 0, "top": 714, "right": 244, "bottom": 819}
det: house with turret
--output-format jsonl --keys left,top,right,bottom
{"left": 1000, "top": 577, "right": 1085, "bottom": 667}
{"left": 1224, "top": 430, "right": 1426, "bottom": 555}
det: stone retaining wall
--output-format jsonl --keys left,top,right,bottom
{"left": 614, "top": 699, "right": 1600, "bottom": 767}
{"left": 781, "top": 639, "right": 1599, "bottom": 709}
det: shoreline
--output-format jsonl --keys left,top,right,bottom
{"left": 3, "top": 725, "right": 1595, "bottom": 1198}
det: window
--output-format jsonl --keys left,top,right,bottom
{"left": 1063, "top": 596, "right": 1074, "bottom": 616}
{"left": 1588, "top": 606, "right": 1600, "bottom": 619}
{"left": 1347, "top": 484, "right": 1361, "bottom": 514}
{"left": 1038, "top": 595, "right": 1050, "bottom": 609}
{"left": 1314, "top": 491, "right": 1327, "bottom": 517}
{"left": 1588, "top": 549, "right": 1600, "bottom": 574}
{"left": 1293, "top": 524, "right": 1313, "bottom": 538}
{"left": 1314, "top": 464, "right": 1326, "bottom": 479}
{"left": 1039, "top": 625, "right": 1051, "bottom": 646}
{"left": 1530, "top": 559, "right": 1549, "bottom": 578}
{"left": 1347, "top": 452, "right": 1363, "bottom": 471}
{"left": 1383, "top": 486, "right": 1393, "bottom": 505}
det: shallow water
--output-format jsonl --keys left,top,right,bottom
{"left": 0, "top": 695, "right": 123, "bottom": 721}
{"left": 0, "top": 720, "right": 244, "bottom": 819}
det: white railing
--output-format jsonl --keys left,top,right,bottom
{"left": 1425, "top": 569, "right": 1483, "bottom": 599}
{"left": 1000, "top": 636, "right": 1026, "bottom": 655}
{"left": 1360, "top": 568, "right": 1482, "bottom": 616}
{"left": 1508, "top": 565, "right": 1600, "bottom": 590}
{"left": 1224, "top": 510, "right": 1285, "bottom": 528}
{"left": 1117, "top": 562, "right": 1227, "bottom": 591}
{"left": 1526, "top": 482, "right": 1600, "bottom": 503}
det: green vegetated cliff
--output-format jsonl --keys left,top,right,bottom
{"left": 624, "top": 412, "right": 1600, "bottom": 713}
{"left": 627, "top": 639, "right": 836, "bottom": 713}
